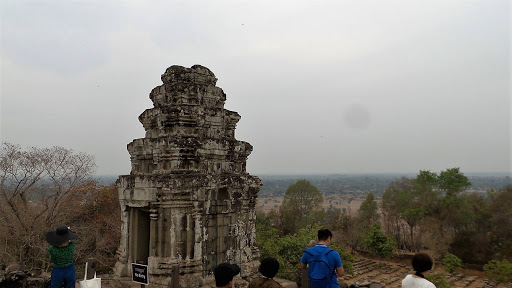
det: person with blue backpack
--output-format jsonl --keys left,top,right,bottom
{"left": 300, "top": 229, "right": 344, "bottom": 288}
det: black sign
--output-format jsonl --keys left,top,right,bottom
{"left": 131, "top": 263, "right": 149, "bottom": 285}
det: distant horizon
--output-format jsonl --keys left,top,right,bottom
{"left": 94, "top": 171, "right": 512, "bottom": 177}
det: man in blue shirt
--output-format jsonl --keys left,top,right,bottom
{"left": 300, "top": 229, "right": 344, "bottom": 288}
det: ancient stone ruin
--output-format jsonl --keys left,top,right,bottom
{"left": 114, "top": 65, "right": 261, "bottom": 287}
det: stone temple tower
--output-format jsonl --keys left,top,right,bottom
{"left": 114, "top": 65, "right": 261, "bottom": 286}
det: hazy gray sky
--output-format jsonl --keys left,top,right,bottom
{"left": 1, "top": 0, "right": 510, "bottom": 176}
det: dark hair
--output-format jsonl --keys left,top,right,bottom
{"left": 259, "top": 257, "right": 280, "bottom": 278}
{"left": 214, "top": 263, "right": 240, "bottom": 287}
{"left": 318, "top": 229, "right": 333, "bottom": 241}
{"left": 412, "top": 253, "right": 433, "bottom": 273}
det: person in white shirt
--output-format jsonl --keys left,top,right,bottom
{"left": 402, "top": 253, "right": 436, "bottom": 288}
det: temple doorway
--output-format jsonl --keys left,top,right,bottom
{"left": 129, "top": 208, "right": 150, "bottom": 265}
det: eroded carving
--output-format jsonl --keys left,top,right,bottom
{"left": 114, "top": 65, "right": 261, "bottom": 286}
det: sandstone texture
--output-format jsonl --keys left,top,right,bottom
{"left": 114, "top": 65, "right": 261, "bottom": 287}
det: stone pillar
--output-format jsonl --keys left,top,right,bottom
{"left": 150, "top": 209, "right": 158, "bottom": 257}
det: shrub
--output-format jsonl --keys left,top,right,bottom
{"left": 330, "top": 242, "right": 354, "bottom": 276}
{"left": 255, "top": 223, "right": 354, "bottom": 281}
{"left": 362, "top": 224, "right": 395, "bottom": 258}
{"left": 443, "top": 253, "right": 462, "bottom": 273}
{"left": 483, "top": 259, "right": 512, "bottom": 283}
{"left": 427, "top": 272, "right": 452, "bottom": 288}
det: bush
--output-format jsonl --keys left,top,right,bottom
{"left": 427, "top": 272, "right": 452, "bottom": 288}
{"left": 330, "top": 242, "right": 354, "bottom": 276}
{"left": 443, "top": 253, "right": 462, "bottom": 273}
{"left": 483, "top": 259, "right": 512, "bottom": 283}
{"left": 255, "top": 223, "right": 354, "bottom": 281}
{"left": 362, "top": 224, "right": 395, "bottom": 258}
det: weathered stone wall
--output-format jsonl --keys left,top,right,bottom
{"left": 114, "top": 65, "right": 261, "bottom": 287}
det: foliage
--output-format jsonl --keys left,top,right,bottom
{"left": 325, "top": 207, "right": 343, "bottom": 230}
{"left": 281, "top": 179, "right": 323, "bottom": 234}
{"left": 358, "top": 193, "right": 379, "bottom": 227}
{"left": 415, "top": 170, "right": 439, "bottom": 188}
{"left": 0, "top": 142, "right": 95, "bottom": 268}
{"left": 426, "top": 272, "right": 452, "bottom": 288}
{"left": 443, "top": 253, "right": 462, "bottom": 273}
{"left": 483, "top": 259, "right": 512, "bottom": 283}
{"left": 362, "top": 224, "right": 395, "bottom": 258}
{"left": 381, "top": 168, "right": 483, "bottom": 257}
{"left": 258, "top": 175, "right": 400, "bottom": 198}
{"left": 489, "top": 185, "right": 512, "bottom": 260}
{"left": 255, "top": 219, "right": 354, "bottom": 281}
{"left": 380, "top": 178, "right": 410, "bottom": 248}
{"left": 330, "top": 242, "right": 354, "bottom": 276}
{"left": 381, "top": 176, "right": 430, "bottom": 252}
{"left": 449, "top": 231, "right": 491, "bottom": 265}
{"left": 438, "top": 167, "right": 471, "bottom": 196}
{"left": 337, "top": 211, "right": 364, "bottom": 253}
{"left": 256, "top": 225, "right": 313, "bottom": 280}
{"left": 258, "top": 174, "right": 511, "bottom": 198}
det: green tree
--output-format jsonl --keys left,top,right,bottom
{"left": 381, "top": 178, "right": 410, "bottom": 249}
{"left": 325, "top": 206, "right": 343, "bottom": 230}
{"left": 438, "top": 168, "right": 472, "bottom": 235}
{"left": 338, "top": 211, "right": 364, "bottom": 254}
{"left": 446, "top": 193, "right": 493, "bottom": 264}
{"left": 363, "top": 223, "right": 396, "bottom": 258}
{"left": 439, "top": 167, "right": 471, "bottom": 197}
{"left": 416, "top": 170, "right": 439, "bottom": 189}
{"left": 337, "top": 210, "right": 364, "bottom": 254}
{"left": 415, "top": 170, "right": 441, "bottom": 214}
{"left": 281, "top": 179, "right": 323, "bottom": 234}
{"left": 443, "top": 253, "right": 462, "bottom": 273}
{"left": 381, "top": 177, "right": 427, "bottom": 252}
{"left": 358, "top": 192, "right": 380, "bottom": 227}
{"left": 255, "top": 216, "right": 281, "bottom": 260}
{"left": 484, "top": 259, "right": 512, "bottom": 283}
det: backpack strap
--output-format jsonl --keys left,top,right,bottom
{"left": 323, "top": 249, "right": 336, "bottom": 280}
{"left": 305, "top": 247, "right": 337, "bottom": 280}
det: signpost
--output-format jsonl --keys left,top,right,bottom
{"left": 131, "top": 263, "right": 149, "bottom": 286}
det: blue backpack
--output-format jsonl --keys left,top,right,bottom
{"left": 304, "top": 248, "right": 336, "bottom": 287}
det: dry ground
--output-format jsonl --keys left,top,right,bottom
{"left": 343, "top": 256, "right": 512, "bottom": 288}
{"left": 256, "top": 194, "right": 378, "bottom": 215}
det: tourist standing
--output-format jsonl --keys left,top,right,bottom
{"left": 45, "top": 225, "right": 78, "bottom": 288}
{"left": 300, "top": 229, "right": 344, "bottom": 288}
{"left": 248, "top": 257, "right": 283, "bottom": 288}
{"left": 214, "top": 262, "right": 241, "bottom": 288}
{"left": 402, "top": 252, "right": 436, "bottom": 288}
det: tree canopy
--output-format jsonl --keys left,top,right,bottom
{"left": 281, "top": 179, "right": 323, "bottom": 234}
{"left": 358, "top": 192, "right": 380, "bottom": 227}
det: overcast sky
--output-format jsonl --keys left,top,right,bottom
{"left": 1, "top": 0, "right": 510, "bottom": 176}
